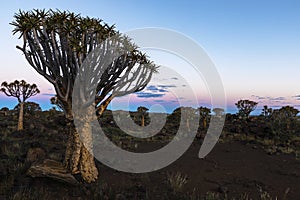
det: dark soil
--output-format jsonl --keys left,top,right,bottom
{"left": 97, "top": 140, "right": 299, "bottom": 199}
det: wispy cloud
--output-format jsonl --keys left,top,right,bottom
{"left": 41, "top": 93, "right": 56, "bottom": 96}
{"left": 157, "top": 84, "right": 177, "bottom": 88}
{"left": 269, "top": 97, "right": 285, "bottom": 101}
{"left": 158, "top": 89, "right": 167, "bottom": 92}
{"left": 146, "top": 85, "right": 159, "bottom": 91}
{"left": 292, "top": 95, "right": 300, "bottom": 100}
{"left": 136, "top": 92, "right": 165, "bottom": 98}
{"left": 251, "top": 95, "right": 286, "bottom": 101}
{"left": 154, "top": 100, "right": 165, "bottom": 103}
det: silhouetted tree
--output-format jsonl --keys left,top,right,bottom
{"left": 198, "top": 106, "right": 211, "bottom": 129}
{"left": 212, "top": 108, "right": 225, "bottom": 117}
{"left": 235, "top": 99, "right": 258, "bottom": 119}
{"left": 0, "top": 80, "right": 39, "bottom": 130}
{"left": 181, "top": 107, "right": 197, "bottom": 132}
{"left": 0, "top": 107, "right": 9, "bottom": 116}
{"left": 137, "top": 106, "right": 149, "bottom": 127}
{"left": 271, "top": 106, "right": 299, "bottom": 133}
{"left": 50, "top": 95, "right": 64, "bottom": 111}
{"left": 11, "top": 9, "right": 157, "bottom": 182}
{"left": 261, "top": 105, "right": 273, "bottom": 117}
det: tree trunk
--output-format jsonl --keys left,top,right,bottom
{"left": 203, "top": 117, "right": 207, "bottom": 129}
{"left": 141, "top": 115, "right": 145, "bottom": 127}
{"left": 64, "top": 109, "right": 98, "bottom": 183}
{"left": 186, "top": 118, "right": 190, "bottom": 132}
{"left": 17, "top": 102, "right": 24, "bottom": 131}
{"left": 63, "top": 96, "right": 113, "bottom": 183}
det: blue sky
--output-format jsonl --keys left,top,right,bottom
{"left": 0, "top": 0, "right": 300, "bottom": 114}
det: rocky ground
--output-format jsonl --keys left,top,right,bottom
{"left": 0, "top": 110, "right": 299, "bottom": 199}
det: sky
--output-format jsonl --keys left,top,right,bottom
{"left": 0, "top": 0, "right": 300, "bottom": 114}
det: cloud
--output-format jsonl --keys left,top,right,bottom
{"left": 154, "top": 100, "right": 165, "bottom": 103}
{"left": 158, "top": 89, "right": 167, "bottom": 92}
{"left": 251, "top": 95, "right": 267, "bottom": 100}
{"left": 41, "top": 93, "right": 56, "bottom": 96}
{"left": 251, "top": 95, "right": 286, "bottom": 101}
{"left": 269, "top": 97, "right": 285, "bottom": 101}
{"left": 136, "top": 92, "right": 165, "bottom": 98}
{"left": 157, "top": 84, "right": 177, "bottom": 88}
{"left": 146, "top": 85, "right": 159, "bottom": 91}
{"left": 258, "top": 96, "right": 267, "bottom": 100}
{"left": 292, "top": 95, "right": 300, "bottom": 100}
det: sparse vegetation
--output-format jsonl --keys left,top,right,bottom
{"left": 167, "top": 172, "right": 188, "bottom": 193}
{"left": 0, "top": 102, "right": 299, "bottom": 199}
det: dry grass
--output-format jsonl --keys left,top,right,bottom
{"left": 167, "top": 171, "right": 188, "bottom": 193}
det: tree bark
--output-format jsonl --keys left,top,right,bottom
{"left": 203, "top": 118, "right": 207, "bottom": 129}
{"left": 186, "top": 118, "right": 190, "bottom": 132}
{"left": 17, "top": 102, "right": 24, "bottom": 131}
{"left": 141, "top": 115, "right": 145, "bottom": 127}
{"left": 64, "top": 109, "right": 98, "bottom": 183}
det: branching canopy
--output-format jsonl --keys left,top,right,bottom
{"left": 11, "top": 9, "right": 158, "bottom": 115}
{"left": 0, "top": 80, "right": 40, "bottom": 103}
{"left": 235, "top": 99, "right": 258, "bottom": 118}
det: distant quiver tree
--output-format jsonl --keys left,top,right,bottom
{"left": 0, "top": 80, "right": 40, "bottom": 130}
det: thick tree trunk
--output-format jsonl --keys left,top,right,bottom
{"left": 64, "top": 109, "right": 98, "bottom": 183}
{"left": 17, "top": 102, "right": 24, "bottom": 131}
{"left": 64, "top": 96, "right": 113, "bottom": 183}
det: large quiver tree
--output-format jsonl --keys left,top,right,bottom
{"left": 11, "top": 9, "right": 157, "bottom": 183}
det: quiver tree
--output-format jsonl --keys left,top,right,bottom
{"left": 198, "top": 106, "right": 211, "bottom": 129}
{"left": 0, "top": 107, "right": 9, "bottom": 116}
{"left": 235, "top": 99, "right": 258, "bottom": 119}
{"left": 137, "top": 106, "right": 149, "bottom": 127}
{"left": 11, "top": 9, "right": 157, "bottom": 183}
{"left": 181, "top": 107, "right": 197, "bottom": 132}
{"left": 212, "top": 108, "right": 225, "bottom": 118}
{"left": 261, "top": 105, "right": 273, "bottom": 118}
{"left": 271, "top": 106, "right": 299, "bottom": 133}
{"left": 0, "top": 80, "right": 40, "bottom": 130}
